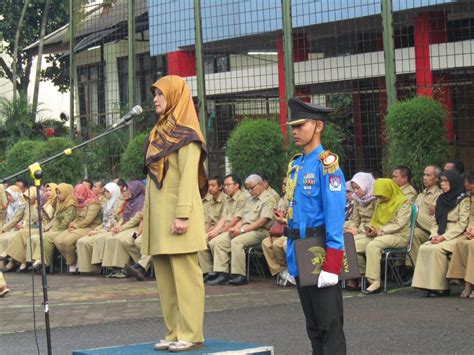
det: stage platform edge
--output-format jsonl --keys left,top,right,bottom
{"left": 72, "top": 338, "right": 274, "bottom": 355}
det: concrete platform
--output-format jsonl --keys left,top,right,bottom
{"left": 72, "top": 339, "right": 274, "bottom": 354}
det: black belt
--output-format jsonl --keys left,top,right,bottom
{"left": 284, "top": 226, "right": 326, "bottom": 240}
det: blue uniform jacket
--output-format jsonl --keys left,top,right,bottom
{"left": 286, "top": 144, "right": 346, "bottom": 276}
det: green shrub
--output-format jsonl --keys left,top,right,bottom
{"left": 120, "top": 131, "right": 148, "bottom": 180}
{"left": 385, "top": 96, "right": 448, "bottom": 189}
{"left": 83, "top": 129, "right": 128, "bottom": 180}
{"left": 226, "top": 119, "right": 286, "bottom": 189}
{"left": 3, "top": 138, "right": 83, "bottom": 183}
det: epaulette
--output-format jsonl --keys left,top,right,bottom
{"left": 319, "top": 150, "right": 339, "bottom": 175}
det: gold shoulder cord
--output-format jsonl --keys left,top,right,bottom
{"left": 319, "top": 150, "right": 339, "bottom": 175}
{"left": 285, "top": 154, "right": 302, "bottom": 220}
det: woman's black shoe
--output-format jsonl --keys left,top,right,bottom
{"left": 425, "top": 289, "right": 450, "bottom": 298}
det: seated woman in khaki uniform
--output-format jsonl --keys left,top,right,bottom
{"left": 0, "top": 186, "right": 27, "bottom": 269}
{"left": 344, "top": 172, "right": 377, "bottom": 290}
{"left": 76, "top": 182, "right": 121, "bottom": 273}
{"left": 54, "top": 184, "right": 102, "bottom": 273}
{"left": 4, "top": 183, "right": 57, "bottom": 271}
{"left": 31, "top": 183, "right": 77, "bottom": 270}
{"left": 1, "top": 187, "right": 39, "bottom": 272}
{"left": 358, "top": 179, "right": 411, "bottom": 294}
{"left": 91, "top": 181, "right": 145, "bottom": 278}
{"left": 412, "top": 170, "right": 470, "bottom": 297}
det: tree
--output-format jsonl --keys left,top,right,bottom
{"left": 0, "top": 1, "right": 68, "bottom": 98}
{"left": 384, "top": 96, "right": 449, "bottom": 189}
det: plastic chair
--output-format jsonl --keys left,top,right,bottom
{"left": 381, "top": 203, "right": 419, "bottom": 292}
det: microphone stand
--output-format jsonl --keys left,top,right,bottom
{"left": 1, "top": 120, "right": 132, "bottom": 355}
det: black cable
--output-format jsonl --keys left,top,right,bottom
{"left": 26, "top": 177, "right": 41, "bottom": 355}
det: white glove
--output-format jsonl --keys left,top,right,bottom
{"left": 317, "top": 270, "right": 339, "bottom": 288}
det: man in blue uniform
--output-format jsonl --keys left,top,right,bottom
{"left": 285, "top": 97, "right": 346, "bottom": 354}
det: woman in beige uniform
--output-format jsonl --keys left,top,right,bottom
{"left": 7, "top": 183, "right": 59, "bottom": 269}
{"left": 76, "top": 182, "right": 121, "bottom": 273}
{"left": 31, "top": 183, "right": 77, "bottom": 270}
{"left": 344, "top": 172, "right": 376, "bottom": 290}
{"left": 359, "top": 179, "right": 411, "bottom": 294}
{"left": 1, "top": 187, "right": 39, "bottom": 272}
{"left": 412, "top": 170, "right": 470, "bottom": 297}
{"left": 142, "top": 75, "right": 208, "bottom": 352}
{"left": 54, "top": 184, "right": 102, "bottom": 273}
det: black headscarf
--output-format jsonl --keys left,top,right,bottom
{"left": 435, "top": 170, "right": 467, "bottom": 235}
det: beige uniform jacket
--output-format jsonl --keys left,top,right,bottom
{"left": 378, "top": 201, "right": 411, "bottom": 238}
{"left": 142, "top": 142, "right": 207, "bottom": 256}
{"left": 469, "top": 195, "right": 474, "bottom": 227}
{"left": 429, "top": 197, "right": 470, "bottom": 246}
{"left": 241, "top": 189, "right": 275, "bottom": 229}
{"left": 223, "top": 189, "right": 249, "bottom": 222}
{"left": 74, "top": 203, "right": 102, "bottom": 229}
{"left": 3, "top": 204, "right": 27, "bottom": 232}
{"left": 415, "top": 185, "right": 441, "bottom": 232}
{"left": 205, "top": 191, "right": 225, "bottom": 226}
{"left": 401, "top": 184, "right": 418, "bottom": 202}
{"left": 277, "top": 196, "right": 288, "bottom": 213}
{"left": 267, "top": 187, "right": 280, "bottom": 206}
{"left": 346, "top": 199, "right": 376, "bottom": 233}
{"left": 49, "top": 206, "right": 76, "bottom": 232}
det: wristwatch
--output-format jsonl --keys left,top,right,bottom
{"left": 240, "top": 226, "right": 245, "bottom": 234}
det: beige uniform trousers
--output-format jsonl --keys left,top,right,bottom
{"left": 90, "top": 233, "right": 109, "bottom": 265}
{"left": 213, "top": 229, "right": 269, "bottom": 276}
{"left": 407, "top": 227, "right": 430, "bottom": 267}
{"left": 76, "top": 231, "right": 111, "bottom": 273}
{"left": 261, "top": 236, "right": 287, "bottom": 276}
{"left": 5, "top": 229, "right": 39, "bottom": 264}
{"left": 153, "top": 253, "right": 204, "bottom": 343}
{"left": 0, "top": 230, "right": 20, "bottom": 257}
{"left": 123, "top": 235, "right": 151, "bottom": 271}
{"left": 354, "top": 233, "right": 372, "bottom": 274}
{"left": 54, "top": 228, "right": 93, "bottom": 265}
{"left": 32, "top": 231, "right": 61, "bottom": 266}
{"left": 0, "top": 271, "right": 5, "bottom": 287}
{"left": 197, "top": 234, "right": 223, "bottom": 274}
{"left": 102, "top": 228, "right": 138, "bottom": 268}
{"left": 446, "top": 238, "right": 474, "bottom": 285}
{"left": 412, "top": 238, "right": 459, "bottom": 291}
{"left": 365, "top": 234, "right": 407, "bottom": 281}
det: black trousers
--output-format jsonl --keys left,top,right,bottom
{"left": 296, "top": 279, "right": 346, "bottom": 355}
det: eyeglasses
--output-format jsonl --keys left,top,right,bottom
{"left": 247, "top": 183, "right": 259, "bottom": 191}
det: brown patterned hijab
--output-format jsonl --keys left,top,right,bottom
{"left": 145, "top": 75, "right": 208, "bottom": 197}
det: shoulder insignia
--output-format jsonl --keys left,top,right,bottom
{"left": 319, "top": 150, "right": 339, "bottom": 175}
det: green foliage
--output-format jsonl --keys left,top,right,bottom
{"left": 226, "top": 119, "right": 286, "bottom": 189}
{"left": 120, "top": 132, "right": 148, "bottom": 180}
{"left": 385, "top": 96, "right": 449, "bottom": 189}
{"left": 83, "top": 128, "right": 128, "bottom": 181}
{"left": 3, "top": 137, "right": 83, "bottom": 183}
{"left": 0, "top": 96, "right": 37, "bottom": 146}
{"left": 0, "top": 0, "right": 69, "bottom": 95}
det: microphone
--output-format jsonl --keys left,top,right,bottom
{"left": 112, "top": 105, "right": 143, "bottom": 128}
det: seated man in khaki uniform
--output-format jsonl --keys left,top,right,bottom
{"left": 204, "top": 177, "right": 225, "bottom": 233}
{"left": 261, "top": 177, "right": 293, "bottom": 285}
{"left": 407, "top": 165, "right": 442, "bottom": 269}
{"left": 211, "top": 174, "right": 275, "bottom": 286}
{"left": 199, "top": 174, "right": 248, "bottom": 283}
{"left": 392, "top": 166, "right": 418, "bottom": 202}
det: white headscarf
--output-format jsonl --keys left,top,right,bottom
{"left": 5, "top": 186, "right": 26, "bottom": 222}
{"left": 103, "top": 182, "right": 121, "bottom": 215}
{"left": 350, "top": 172, "right": 376, "bottom": 207}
